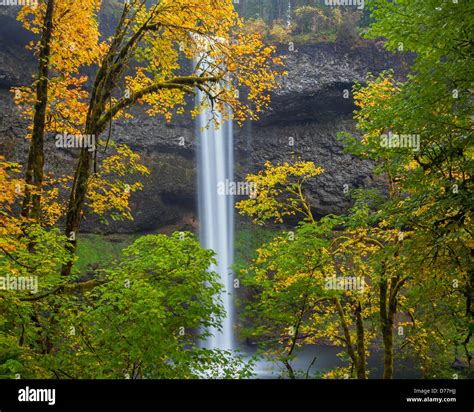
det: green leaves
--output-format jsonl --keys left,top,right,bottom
{"left": 48, "top": 232, "right": 229, "bottom": 378}
{"left": 336, "top": 0, "right": 474, "bottom": 376}
{"left": 1, "top": 231, "right": 251, "bottom": 379}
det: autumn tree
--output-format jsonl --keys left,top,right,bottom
{"left": 2, "top": 0, "right": 282, "bottom": 379}
{"left": 20, "top": 0, "right": 54, "bottom": 221}
{"left": 14, "top": 0, "right": 281, "bottom": 275}
{"left": 337, "top": 0, "right": 473, "bottom": 376}
{"left": 16, "top": 0, "right": 106, "bottom": 222}
{"left": 237, "top": 162, "right": 385, "bottom": 379}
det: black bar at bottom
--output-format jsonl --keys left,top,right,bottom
{"left": 0, "top": 379, "right": 471, "bottom": 410}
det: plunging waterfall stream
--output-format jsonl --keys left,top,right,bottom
{"left": 197, "top": 95, "right": 235, "bottom": 351}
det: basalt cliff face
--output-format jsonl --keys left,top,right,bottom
{"left": 0, "top": 8, "right": 409, "bottom": 233}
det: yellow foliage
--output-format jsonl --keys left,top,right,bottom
{"left": 0, "top": 157, "right": 25, "bottom": 252}
{"left": 86, "top": 145, "right": 149, "bottom": 222}
{"left": 236, "top": 161, "right": 323, "bottom": 224}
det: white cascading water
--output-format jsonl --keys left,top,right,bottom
{"left": 197, "top": 91, "right": 234, "bottom": 351}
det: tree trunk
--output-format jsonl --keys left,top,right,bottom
{"left": 355, "top": 301, "right": 367, "bottom": 379}
{"left": 61, "top": 146, "right": 93, "bottom": 276}
{"left": 380, "top": 276, "right": 394, "bottom": 379}
{"left": 60, "top": 2, "right": 139, "bottom": 276}
{"left": 382, "top": 311, "right": 395, "bottom": 379}
{"left": 59, "top": 3, "right": 222, "bottom": 276}
{"left": 21, "top": 0, "right": 55, "bottom": 221}
{"left": 283, "top": 359, "right": 296, "bottom": 379}
{"left": 334, "top": 298, "right": 358, "bottom": 376}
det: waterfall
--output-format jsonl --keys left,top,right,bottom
{"left": 197, "top": 93, "right": 235, "bottom": 351}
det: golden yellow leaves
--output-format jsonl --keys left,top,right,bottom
{"left": 223, "top": 32, "right": 283, "bottom": 124}
{"left": 0, "top": 158, "right": 22, "bottom": 208}
{"left": 19, "top": 0, "right": 106, "bottom": 73}
{"left": 354, "top": 76, "right": 398, "bottom": 109}
{"left": 39, "top": 174, "right": 72, "bottom": 227}
{"left": 0, "top": 158, "right": 25, "bottom": 252}
{"left": 236, "top": 161, "right": 323, "bottom": 224}
{"left": 24, "top": 162, "right": 147, "bottom": 230}
{"left": 404, "top": 159, "right": 420, "bottom": 171}
{"left": 86, "top": 145, "right": 149, "bottom": 222}
{"left": 17, "top": 0, "right": 283, "bottom": 133}
{"left": 13, "top": 75, "right": 90, "bottom": 139}
{"left": 353, "top": 73, "right": 400, "bottom": 145}
{"left": 15, "top": 1, "right": 106, "bottom": 140}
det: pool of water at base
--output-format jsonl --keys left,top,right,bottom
{"left": 240, "top": 344, "right": 420, "bottom": 379}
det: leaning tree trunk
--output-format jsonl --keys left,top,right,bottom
{"left": 59, "top": 2, "right": 221, "bottom": 276}
{"left": 59, "top": 4, "right": 131, "bottom": 276}
{"left": 334, "top": 298, "right": 358, "bottom": 377}
{"left": 61, "top": 145, "right": 93, "bottom": 276}
{"left": 21, "top": 0, "right": 55, "bottom": 221}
